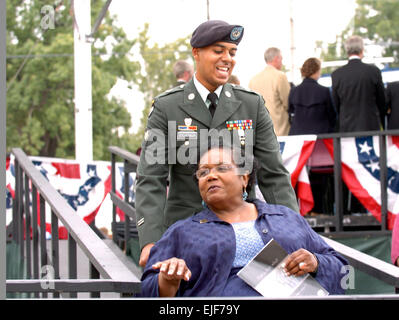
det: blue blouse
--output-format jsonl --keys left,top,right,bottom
{"left": 231, "top": 220, "right": 264, "bottom": 268}
{"left": 141, "top": 199, "right": 348, "bottom": 297}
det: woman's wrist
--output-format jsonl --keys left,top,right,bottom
{"left": 311, "top": 253, "right": 319, "bottom": 274}
{"left": 158, "top": 273, "right": 181, "bottom": 297}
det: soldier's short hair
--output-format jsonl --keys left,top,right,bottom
{"left": 345, "top": 35, "right": 364, "bottom": 56}
{"left": 264, "top": 47, "right": 281, "bottom": 63}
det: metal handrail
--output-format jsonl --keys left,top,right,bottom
{"left": 322, "top": 236, "right": 399, "bottom": 290}
{"left": 314, "top": 128, "right": 399, "bottom": 139}
{"left": 6, "top": 148, "right": 141, "bottom": 297}
{"left": 108, "top": 146, "right": 140, "bottom": 255}
{"left": 304, "top": 129, "right": 399, "bottom": 233}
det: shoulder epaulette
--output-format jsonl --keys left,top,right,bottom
{"left": 231, "top": 84, "right": 259, "bottom": 95}
{"left": 155, "top": 85, "right": 184, "bottom": 99}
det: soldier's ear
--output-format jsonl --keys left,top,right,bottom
{"left": 192, "top": 47, "right": 200, "bottom": 61}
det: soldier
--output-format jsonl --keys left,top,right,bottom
{"left": 135, "top": 20, "right": 299, "bottom": 267}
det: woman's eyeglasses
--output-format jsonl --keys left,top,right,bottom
{"left": 195, "top": 164, "right": 235, "bottom": 179}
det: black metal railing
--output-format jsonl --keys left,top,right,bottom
{"left": 305, "top": 129, "right": 399, "bottom": 235}
{"left": 108, "top": 146, "right": 140, "bottom": 258}
{"left": 6, "top": 148, "right": 141, "bottom": 298}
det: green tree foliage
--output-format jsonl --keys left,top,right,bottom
{"left": 130, "top": 23, "right": 193, "bottom": 152}
{"left": 6, "top": 0, "right": 139, "bottom": 160}
{"left": 319, "top": 0, "right": 399, "bottom": 74}
{"left": 352, "top": 0, "right": 399, "bottom": 66}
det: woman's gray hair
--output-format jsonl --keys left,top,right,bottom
{"left": 264, "top": 47, "right": 281, "bottom": 63}
{"left": 344, "top": 35, "right": 364, "bottom": 56}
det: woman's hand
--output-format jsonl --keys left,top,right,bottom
{"left": 282, "top": 248, "right": 318, "bottom": 277}
{"left": 152, "top": 257, "right": 192, "bottom": 297}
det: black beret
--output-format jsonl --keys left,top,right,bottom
{"left": 190, "top": 20, "right": 244, "bottom": 48}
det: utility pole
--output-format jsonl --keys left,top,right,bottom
{"left": 289, "top": 0, "right": 295, "bottom": 83}
{"left": 0, "top": 0, "right": 7, "bottom": 300}
{"left": 207, "top": 0, "right": 210, "bottom": 20}
{"left": 73, "top": 0, "right": 93, "bottom": 162}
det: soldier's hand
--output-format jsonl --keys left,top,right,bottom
{"left": 139, "top": 243, "right": 155, "bottom": 267}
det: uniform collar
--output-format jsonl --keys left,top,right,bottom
{"left": 193, "top": 73, "right": 223, "bottom": 105}
{"left": 191, "top": 199, "right": 285, "bottom": 224}
{"left": 179, "top": 80, "right": 241, "bottom": 128}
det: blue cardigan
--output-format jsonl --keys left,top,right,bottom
{"left": 141, "top": 199, "right": 348, "bottom": 297}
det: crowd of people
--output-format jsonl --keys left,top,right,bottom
{"left": 133, "top": 19, "right": 398, "bottom": 297}
{"left": 248, "top": 35, "right": 398, "bottom": 137}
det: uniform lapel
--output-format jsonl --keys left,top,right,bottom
{"left": 178, "top": 80, "right": 212, "bottom": 128}
{"left": 211, "top": 84, "right": 242, "bottom": 128}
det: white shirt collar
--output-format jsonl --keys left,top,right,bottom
{"left": 193, "top": 73, "right": 223, "bottom": 106}
{"left": 349, "top": 55, "right": 361, "bottom": 60}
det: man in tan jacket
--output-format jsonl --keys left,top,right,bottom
{"left": 249, "top": 47, "right": 291, "bottom": 136}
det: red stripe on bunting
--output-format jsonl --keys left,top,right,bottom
{"left": 6, "top": 183, "right": 15, "bottom": 198}
{"left": 296, "top": 180, "right": 314, "bottom": 216}
{"left": 341, "top": 161, "right": 382, "bottom": 222}
{"left": 52, "top": 162, "right": 81, "bottom": 179}
{"left": 290, "top": 140, "right": 316, "bottom": 187}
{"left": 392, "top": 135, "right": 399, "bottom": 149}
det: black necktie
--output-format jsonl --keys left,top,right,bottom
{"left": 207, "top": 92, "right": 218, "bottom": 117}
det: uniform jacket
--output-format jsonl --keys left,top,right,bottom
{"left": 141, "top": 199, "right": 348, "bottom": 297}
{"left": 331, "top": 59, "right": 386, "bottom": 132}
{"left": 249, "top": 66, "right": 291, "bottom": 136}
{"left": 386, "top": 81, "right": 399, "bottom": 130}
{"left": 288, "top": 78, "right": 336, "bottom": 135}
{"left": 135, "top": 80, "right": 299, "bottom": 249}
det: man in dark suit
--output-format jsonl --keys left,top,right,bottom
{"left": 386, "top": 81, "right": 399, "bottom": 129}
{"left": 331, "top": 35, "right": 386, "bottom": 132}
{"left": 173, "top": 60, "right": 194, "bottom": 87}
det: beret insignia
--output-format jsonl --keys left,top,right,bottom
{"left": 230, "top": 27, "right": 243, "bottom": 41}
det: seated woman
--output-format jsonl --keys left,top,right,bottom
{"left": 140, "top": 144, "right": 348, "bottom": 297}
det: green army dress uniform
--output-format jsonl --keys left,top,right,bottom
{"left": 135, "top": 79, "right": 299, "bottom": 250}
